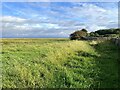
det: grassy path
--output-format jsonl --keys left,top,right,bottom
{"left": 93, "top": 41, "right": 120, "bottom": 88}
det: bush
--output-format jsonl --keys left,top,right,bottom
{"left": 70, "top": 29, "right": 88, "bottom": 40}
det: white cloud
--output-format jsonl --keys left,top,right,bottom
{"left": 2, "top": 15, "right": 62, "bottom": 37}
{"left": 86, "top": 24, "right": 107, "bottom": 32}
{"left": 2, "top": 16, "right": 26, "bottom": 23}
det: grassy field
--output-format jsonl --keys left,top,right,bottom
{"left": 1, "top": 38, "right": 120, "bottom": 88}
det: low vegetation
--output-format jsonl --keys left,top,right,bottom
{"left": 1, "top": 38, "right": 120, "bottom": 88}
{"left": 70, "top": 28, "right": 120, "bottom": 40}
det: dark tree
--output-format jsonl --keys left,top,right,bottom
{"left": 70, "top": 29, "right": 87, "bottom": 40}
{"left": 95, "top": 28, "right": 120, "bottom": 35}
{"left": 81, "top": 28, "right": 88, "bottom": 33}
{"left": 89, "top": 28, "right": 120, "bottom": 37}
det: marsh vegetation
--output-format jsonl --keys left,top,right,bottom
{"left": 1, "top": 38, "right": 120, "bottom": 88}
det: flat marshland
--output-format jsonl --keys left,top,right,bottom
{"left": 1, "top": 38, "right": 120, "bottom": 88}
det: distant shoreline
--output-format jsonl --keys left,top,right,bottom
{"left": 0, "top": 37, "right": 68, "bottom": 39}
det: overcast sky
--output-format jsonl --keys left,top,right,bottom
{"left": 2, "top": 2, "right": 118, "bottom": 38}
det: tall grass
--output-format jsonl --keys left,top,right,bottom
{"left": 1, "top": 38, "right": 119, "bottom": 88}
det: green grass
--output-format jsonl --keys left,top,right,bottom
{"left": 1, "top": 38, "right": 120, "bottom": 88}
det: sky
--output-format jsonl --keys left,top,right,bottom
{"left": 2, "top": 2, "right": 118, "bottom": 38}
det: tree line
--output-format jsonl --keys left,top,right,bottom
{"left": 70, "top": 28, "right": 120, "bottom": 40}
